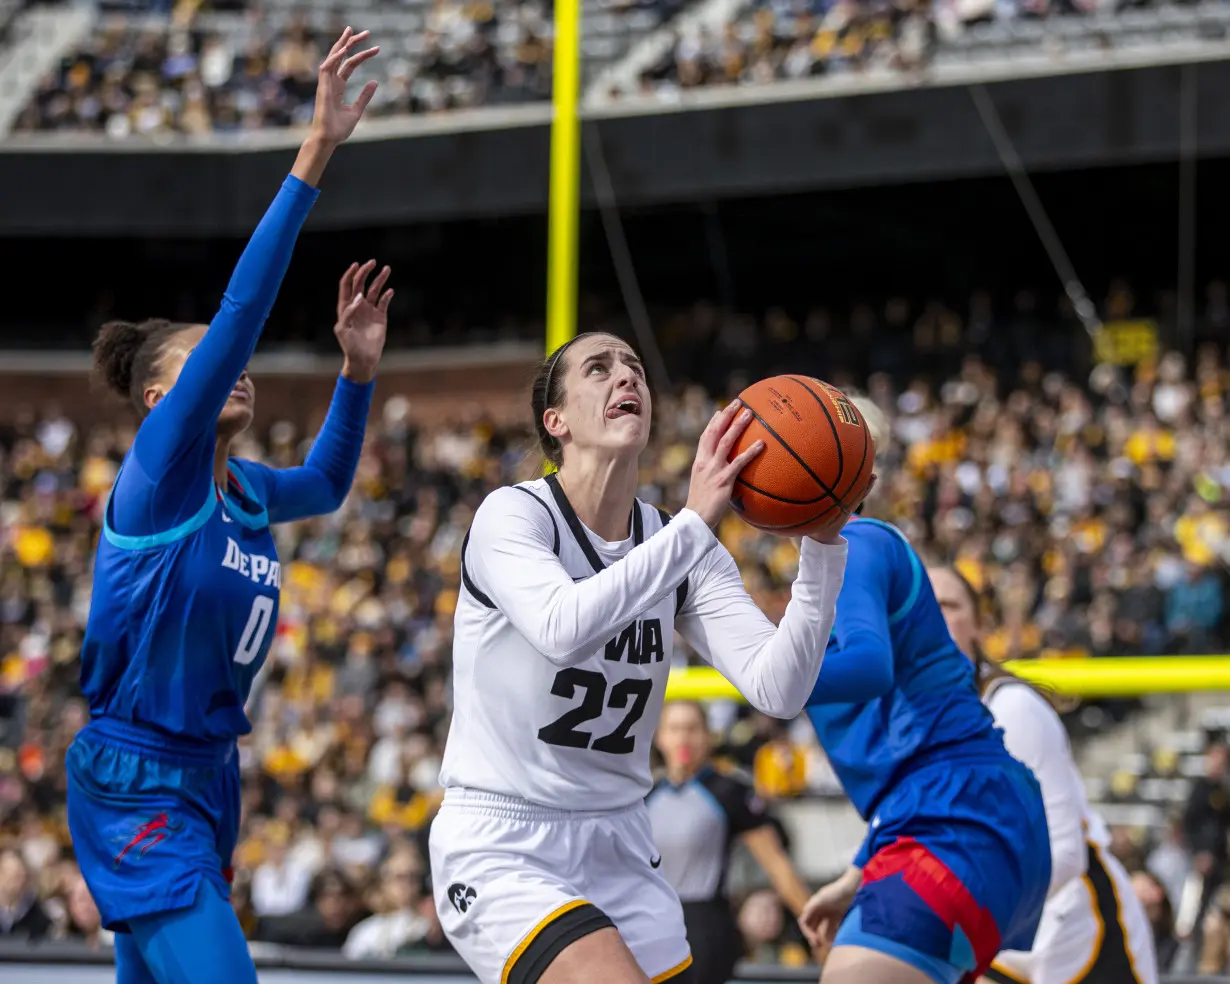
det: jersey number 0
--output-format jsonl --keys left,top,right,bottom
{"left": 233, "top": 595, "right": 275, "bottom": 666}
{"left": 537, "top": 669, "right": 653, "bottom": 755}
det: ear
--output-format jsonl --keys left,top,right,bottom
{"left": 143, "top": 386, "right": 165, "bottom": 412}
{"left": 543, "top": 406, "right": 569, "bottom": 444}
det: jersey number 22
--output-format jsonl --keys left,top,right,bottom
{"left": 538, "top": 669, "right": 652, "bottom": 755}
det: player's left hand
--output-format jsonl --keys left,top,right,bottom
{"left": 336, "top": 260, "right": 392, "bottom": 384}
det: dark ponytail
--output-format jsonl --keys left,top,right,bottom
{"left": 92, "top": 318, "right": 189, "bottom": 416}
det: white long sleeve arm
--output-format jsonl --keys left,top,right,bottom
{"left": 987, "top": 683, "right": 1088, "bottom": 896}
{"left": 465, "top": 486, "right": 717, "bottom": 665}
{"left": 676, "top": 537, "right": 847, "bottom": 718}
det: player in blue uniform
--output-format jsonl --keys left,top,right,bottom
{"left": 66, "top": 27, "right": 386, "bottom": 984}
{"left": 797, "top": 400, "right": 1051, "bottom": 984}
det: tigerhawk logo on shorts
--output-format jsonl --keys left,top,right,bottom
{"left": 448, "top": 882, "right": 478, "bottom": 914}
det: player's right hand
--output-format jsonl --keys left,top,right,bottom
{"left": 684, "top": 400, "right": 764, "bottom": 529}
{"left": 798, "top": 867, "right": 861, "bottom": 957}
{"left": 310, "top": 27, "right": 380, "bottom": 146}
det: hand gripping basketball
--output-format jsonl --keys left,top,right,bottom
{"left": 684, "top": 400, "right": 765, "bottom": 529}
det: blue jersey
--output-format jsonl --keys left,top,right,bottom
{"left": 805, "top": 518, "right": 1004, "bottom": 820}
{"left": 805, "top": 518, "right": 1051, "bottom": 967}
{"left": 78, "top": 175, "right": 374, "bottom": 746}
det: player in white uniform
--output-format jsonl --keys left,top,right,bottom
{"left": 430, "top": 332, "right": 852, "bottom": 984}
{"left": 927, "top": 565, "right": 1158, "bottom": 984}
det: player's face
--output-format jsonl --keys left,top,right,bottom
{"left": 151, "top": 326, "right": 256, "bottom": 437}
{"left": 549, "top": 334, "right": 650, "bottom": 459}
{"left": 928, "top": 568, "right": 979, "bottom": 658}
{"left": 655, "top": 702, "right": 710, "bottom": 771}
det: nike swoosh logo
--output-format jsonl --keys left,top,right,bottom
{"left": 572, "top": 576, "right": 588, "bottom": 582}
{"left": 650, "top": 855, "right": 662, "bottom": 868}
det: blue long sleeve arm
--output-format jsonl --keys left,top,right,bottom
{"left": 112, "top": 176, "right": 319, "bottom": 537}
{"left": 805, "top": 526, "right": 897, "bottom": 706}
{"left": 243, "top": 376, "right": 375, "bottom": 524}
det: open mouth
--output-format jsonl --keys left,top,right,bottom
{"left": 606, "top": 397, "right": 642, "bottom": 419}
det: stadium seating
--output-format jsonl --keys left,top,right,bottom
{"left": 7, "top": 0, "right": 1229, "bottom": 133}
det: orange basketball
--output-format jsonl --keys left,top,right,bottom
{"left": 728, "top": 376, "right": 876, "bottom": 537}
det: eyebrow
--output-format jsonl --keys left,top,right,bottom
{"left": 581, "top": 349, "right": 644, "bottom": 372}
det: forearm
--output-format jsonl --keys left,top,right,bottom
{"left": 291, "top": 133, "right": 337, "bottom": 189}
{"left": 261, "top": 376, "right": 374, "bottom": 522}
{"left": 761, "top": 849, "right": 813, "bottom": 918}
{"left": 715, "top": 539, "right": 847, "bottom": 718}
{"left": 300, "top": 376, "right": 374, "bottom": 505}
{"left": 473, "top": 502, "right": 717, "bottom": 665}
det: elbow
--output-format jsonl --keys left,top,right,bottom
{"left": 1051, "top": 842, "right": 1087, "bottom": 893}
{"left": 747, "top": 685, "right": 810, "bottom": 720}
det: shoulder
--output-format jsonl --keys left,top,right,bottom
{"left": 473, "top": 482, "right": 554, "bottom": 530}
{"left": 986, "top": 680, "right": 1068, "bottom": 744}
{"left": 844, "top": 518, "right": 911, "bottom": 557}
{"left": 985, "top": 677, "right": 1055, "bottom": 719}
{"left": 699, "top": 763, "right": 755, "bottom": 801}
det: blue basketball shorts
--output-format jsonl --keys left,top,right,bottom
{"left": 66, "top": 719, "right": 240, "bottom": 933}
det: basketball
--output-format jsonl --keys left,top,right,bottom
{"left": 728, "top": 376, "right": 876, "bottom": 537}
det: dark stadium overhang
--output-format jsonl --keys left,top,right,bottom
{"left": 3, "top": 54, "right": 1230, "bottom": 236}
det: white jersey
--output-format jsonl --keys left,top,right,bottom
{"left": 985, "top": 678, "right": 1158, "bottom": 984}
{"left": 440, "top": 475, "right": 846, "bottom": 811}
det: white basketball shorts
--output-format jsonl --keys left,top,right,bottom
{"left": 986, "top": 841, "right": 1157, "bottom": 984}
{"left": 429, "top": 788, "right": 693, "bottom": 984}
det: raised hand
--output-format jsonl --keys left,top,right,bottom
{"left": 291, "top": 27, "right": 380, "bottom": 187}
{"left": 335, "top": 260, "right": 392, "bottom": 384}
{"left": 311, "top": 27, "right": 380, "bottom": 146}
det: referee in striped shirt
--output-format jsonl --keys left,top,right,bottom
{"left": 647, "top": 701, "right": 814, "bottom": 984}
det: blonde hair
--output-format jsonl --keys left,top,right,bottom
{"left": 848, "top": 392, "right": 889, "bottom": 452}
{"left": 847, "top": 391, "right": 888, "bottom": 514}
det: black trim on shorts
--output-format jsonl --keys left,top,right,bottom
{"left": 655, "top": 508, "right": 690, "bottom": 616}
{"left": 1078, "top": 841, "right": 1140, "bottom": 983}
{"left": 506, "top": 902, "right": 615, "bottom": 984}
{"left": 983, "top": 967, "right": 1024, "bottom": 984}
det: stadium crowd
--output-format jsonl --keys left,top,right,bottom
{"left": 13, "top": 4, "right": 559, "bottom": 135}
{"left": 0, "top": 292, "right": 1227, "bottom": 967}
{"left": 8, "top": 0, "right": 1193, "bottom": 134}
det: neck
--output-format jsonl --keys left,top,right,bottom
{"left": 214, "top": 439, "right": 231, "bottom": 487}
{"left": 666, "top": 760, "right": 700, "bottom": 785}
{"left": 555, "top": 455, "right": 639, "bottom": 542}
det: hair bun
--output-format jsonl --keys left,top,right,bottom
{"left": 92, "top": 320, "right": 151, "bottom": 399}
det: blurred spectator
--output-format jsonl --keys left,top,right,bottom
{"left": 254, "top": 867, "right": 363, "bottom": 948}
{"left": 1147, "top": 811, "right": 1192, "bottom": 912}
{"left": 1132, "top": 870, "right": 1179, "bottom": 973}
{"left": 342, "top": 846, "right": 428, "bottom": 959}
{"left": 62, "top": 870, "right": 113, "bottom": 949}
{"left": 0, "top": 849, "right": 52, "bottom": 941}
{"left": 1183, "top": 741, "right": 1230, "bottom": 920}
{"left": 251, "top": 823, "right": 313, "bottom": 918}
{"left": 1199, "top": 884, "right": 1230, "bottom": 975}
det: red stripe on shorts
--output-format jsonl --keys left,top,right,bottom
{"left": 862, "top": 836, "right": 1002, "bottom": 973}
